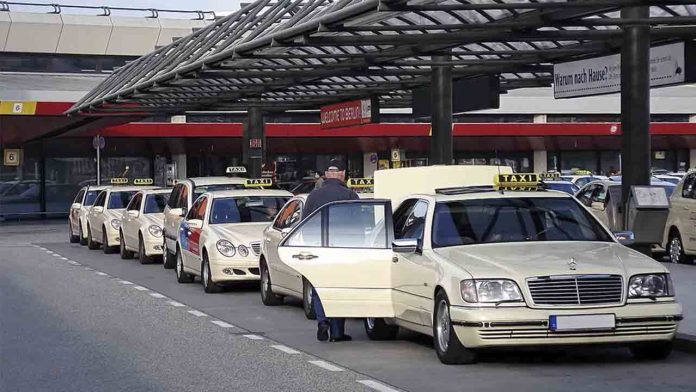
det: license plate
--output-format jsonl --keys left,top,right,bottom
{"left": 549, "top": 314, "right": 615, "bottom": 332}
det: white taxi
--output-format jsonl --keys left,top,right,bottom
{"left": 119, "top": 188, "right": 172, "bottom": 264}
{"left": 85, "top": 179, "right": 153, "bottom": 253}
{"left": 162, "top": 167, "right": 256, "bottom": 269}
{"left": 69, "top": 185, "right": 109, "bottom": 245}
{"left": 274, "top": 166, "right": 682, "bottom": 364}
{"left": 175, "top": 181, "right": 291, "bottom": 293}
{"left": 662, "top": 170, "right": 696, "bottom": 264}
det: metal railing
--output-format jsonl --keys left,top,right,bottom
{"left": 0, "top": 1, "right": 216, "bottom": 20}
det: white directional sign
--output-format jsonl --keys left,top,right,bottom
{"left": 553, "top": 42, "right": 685, "bottom": 99}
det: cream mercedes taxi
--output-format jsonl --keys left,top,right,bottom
{"left": 662, "top": 170, "right": 696, "bottom": 264}
{"left": 119, "top": 188, "right": 172, "bottom": 264}
{"left": 175, "top": 179, "right": 291, "bottom": 293}
{"left": 69, "top": 185, "right": 109, "bottom": 245}
{"left": 162, "top": 167, "right": 256, "bottom": 269}
{"left": 85, "top": 179, "right": 152, "bottom": 253}
{"left": 274, "top": 166, "right": 682, "bottom": 364}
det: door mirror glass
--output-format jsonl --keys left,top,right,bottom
{"left": 127, "top": 210, "right": 140, "bottom": 218}
{"left": 91, "top": 206, "right": 103, "bottom": 213}
{"left": 281, "top": 227, "right": 292, "bottom": 237}
{"left": 71, "top": 202, "right": 82, "bottom": 209}
{"left": 392, "top": 239, "right": 418, "bottom": 254}
{"left": 613, "top": 231, "right": 635, "bottom": 246}
{"left": 187, "top": 219, "right": 203, "bottom": 229}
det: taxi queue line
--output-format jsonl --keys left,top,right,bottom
{"left": 67, "top": 166, "right": 685, "bottom": 365}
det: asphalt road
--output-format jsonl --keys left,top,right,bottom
{"left": 2, "top": 222, "right": 696, "bottom": 392}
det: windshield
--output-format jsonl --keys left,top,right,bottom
{"left": 209, "top": 197, "right": 289, "bottom": 224}
{"left": 193, "top": 184, "right": 244, "bottom": 200}
{"left": 144, "top": 193, "right": 170, "bottom": 214}
{"left": 84, "top": 190, "right": 100, "bottom": 206}
{"left": 432, "top": 197, "right": 612, "bottom": 248}
{"left": 107, "top": 191, "right": 137, "bottom": 209}
{"left": 546, "top": 183, "right": 579, "bottom": 195}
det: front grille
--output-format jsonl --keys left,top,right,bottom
{"left": 250, "top": 241, "right": 261, "bottom": 256}
{"left": 478, "top": 322, "right": 677, "bottom": 340}
{"left": 527, "top": 275, "right": 623, "bottom": 306}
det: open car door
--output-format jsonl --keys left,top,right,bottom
{"left": 277, "top": 200, "right": 394, "bottom": 318}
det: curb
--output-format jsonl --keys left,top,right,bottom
{"left": 674, "top": 333, "right": 696, "bottom": 354}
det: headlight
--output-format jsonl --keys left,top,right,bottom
{"left": 216, "top": 240, "right": 236, "bottom": 257}
{"left": 238, "top": 244, "right": 249, "bottom": 257}
{"left": 629, "top": 274, "right": 675, "bottom": 298}
{"left": 148, "top": 225, "right": 163, "bottom": 237}
{"left": 110, "top": 219, "right": 121, "bottom": 230}
{"left": 460, "top": 279, "right": 524, "bottom": 304}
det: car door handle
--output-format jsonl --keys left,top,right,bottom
{"left": 292, "top": 252, "right": 318, "bottom": 260}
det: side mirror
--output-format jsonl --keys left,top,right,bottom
{"left": 180, "top": 208, "right": 188, "bottom": 217}
{"left": 392, "top": 238, "right": 418, "bottom": 254}
{"left": 591, "top": 201, "right": 606, "bottom": 211}
{"left": 613, "top": 231, "right": 635, "bottom": 246}
{"left": 281, "top": 227, "right": 292, "bottom": 238}
{"left": 92, "top": 206, "right": 104, "bottom": 213}
{"left": 187, "top": 219, "right": 203, "bottom": 229}
{"left": 71, "top": 202, "right": 82, "bottom": 209}
{"left": 127, "top": 210, "right": 140, "bottom": 218}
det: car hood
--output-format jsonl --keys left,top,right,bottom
{"left": 208, "top": 222, "right": 269, "bottom": 245}
{"left": 433, "top": 241, "right": 667, "bottom": 280}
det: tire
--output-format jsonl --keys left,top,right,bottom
{"left": 176, "top": 248, "right": 194, "bottom": 283}
{"left": 103, "top": 228, "right": 116, "bottom": 254}
{"left": 303, "top": 278, "right": 316, "bottom": 320}
{"left": 433, "top": 290, "right": 477, "bottom": 365}
{"left": 87, "top": 226, "right": 99, "bottom": 250}
{"left": 79, "top": 222, "right": 88, "bottom": 246}
{"left": 668, "top": 231, "right": 693, "bottom": 265}
{"left": 630, "top": 341, "right": 673, "bottom": 360}
{"left": 69, "top": 224, "right": 79, "bottom": 243}
{"left": 260, "top": 259, "right": 283, "bottom": 306}
{"left": 163, "top": 237, "right": 176, "bottom": 269}
{"left": 120, "top": 231, "right": 134, "bottom": 259}
{"left": 138, "top": 234, "right": 152, "bottom": 265}
{"left": 365, "top": 317, "right": 399, "bottom": 340}
{"left": 202, "top": 254, "right": 222, "bottom": 293}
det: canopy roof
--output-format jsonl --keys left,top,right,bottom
{"left": 69, "top": 0, "right": 696, "bottom": 115}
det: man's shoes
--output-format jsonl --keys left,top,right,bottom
{"left": 329, "top": 334, "right": 352, "bottom": 342}
{"left": 317, "top": 321, "right": 330, "bottom": 341}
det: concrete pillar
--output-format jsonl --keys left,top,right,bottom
{"left": 243, "top": 107, "right": 265, "bottom": 178}
{"left": 430, "top": 54, "right": 453, "bottom": 165}
{"left": 173, "top": 153, "right": 187, "bottom": 179}
{"left": 363, "top": 152, "right": 378, "bottom": 178}
{"left": 533, "top": 114, "right": 547, "bottom": 123}
{"left": 533, "top": 150, "right": 548, "bottom": 173}
{"left": 690, "top": 150, "right": 696, "bottom": 171}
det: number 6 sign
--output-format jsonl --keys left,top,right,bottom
{"left": 3, "top": 149, "right": 21, "bottom": 166}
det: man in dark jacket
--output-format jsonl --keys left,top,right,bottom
{"left": 302, "top": 158, "right": 358, "bottom": 342}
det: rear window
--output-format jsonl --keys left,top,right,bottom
{"left": 209, "top": 197, "right": 289, "bottom": 224}
{"left": 107, "top": 191, "right": 137, "bottom": 209}
{"left": 193, "top": 184, "right": 244, "bottom": 201}
{"left": 144, "top": 193, "right": 170, "bottom": 214}
{"left": 84, "top": 190, "right": 100, "bottom": 206}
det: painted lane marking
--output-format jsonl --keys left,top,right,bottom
{"left": 68, "top": 261, "right": 81, "bottom": 266}
{"left": 95, "top": 272, "right": 108, "bottom": 276}
{"left": 357, "top": 380, "right": 402, "bottom": 392}
{"left": 133, "top": 286, "right": 149, "bottom": 291}
{"left": 271, "top": 345, "right": 300, "bottom": 354}
{"left": 211, "top": 320, "right": 235, "bottom": 328}
{"left": 167, "top": 301, "right": 186, "bottom": 307}
{"left": 84, "top": 267, "right": 94, "bottom": 271}
{"left": 60, "top": 257, "right": 69, "bottom": 260}
{"left": 119, "top": 280, "right": 133, "bottom": 285}
{"left": 308, "top": 360, "right": 343, "bottom": 372}
{"left": 149, "top": 293, "right": 167, "bottom": 299}
{"left": 243, "top": 334, "right": 264, "bottom": 340}
{"left": 188, "top": 310, "right": 208, "bottom": 317}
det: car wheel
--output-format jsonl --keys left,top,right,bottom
{"left": 139, "top": 234, "right": 152, "bottom": 265}
{"left": 103, "top": 228, "right": 116, "bottom": 254}
{"left": 79, "top": 222, "right": 88, "bottom": 246}
{"left": 202, "top": 254, "right": 222, "bottom": 293}
{"left": 176, "top": 249, "right": 194, "bottom": 283}
{"left": 303, "top": 278, "right": 316, "bottom": 320}
{"left": 69, "top": 224, "right": 79, "bottom": 243}
{"left": 630, "top": 341, "right": 673, "bottom": 360}
{"left": 87, "top": 226, "right": 99, "bottom": 250}
{"left": 120, "top": 231, "right": 134, "bottom": 259}
{"left": 260, "top": 259, "right": 283, "bottom": 306}
{"left": 364, "top": 317, "right": 399, "bottom": 340}
{"left": 433, "top": 291, "right": 477, "bottom": 365}
{"left": 163, "top": 238, "right": 176, "bottom": 269}
{"left": 668, "top": 232, "right": 693, "bottom": 265}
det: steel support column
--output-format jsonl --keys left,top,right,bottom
{"left": 430, "top": 54, "right": 453, "bottom": 165}
{"left": 243, "top": 106, "right": 265, "bottom": 178}
{"left": 620, "top": 6, "right": 651, "bottom": 217}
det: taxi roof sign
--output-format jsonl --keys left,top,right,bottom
{"left": 226, "top": 166, "right": 247, "bottom": 175}
{"left": 347, "top": 178, "right": 374, "bottom": 188}
{"left": 495, "top": 173, "right": 541, "bottom": 190}
{"left": 244, "top": 178, "right": 273, "bottom": 187}
{"left": 110, "top": 178, "right": 129, "bottom": 185}
{"left": 540, "top": 172, "right": 561, "bottom": 180}
{"left": 133, "top": 178, "right": 153, "bottom": 185}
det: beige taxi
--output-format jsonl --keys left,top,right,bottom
{"left": 663, "top": 170, "right": 696, "bottom": 264}
{"left": 273, "top": 166, "right": 682, "bottom": 364}
{"left": 175, "top": 182, "right": 291, "bottom": 293}
{"left": 119, "top": 188, "right": 172, "bottom": 264}
{"left": 69, "top": 185, "right": 109, "bottom": 245}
